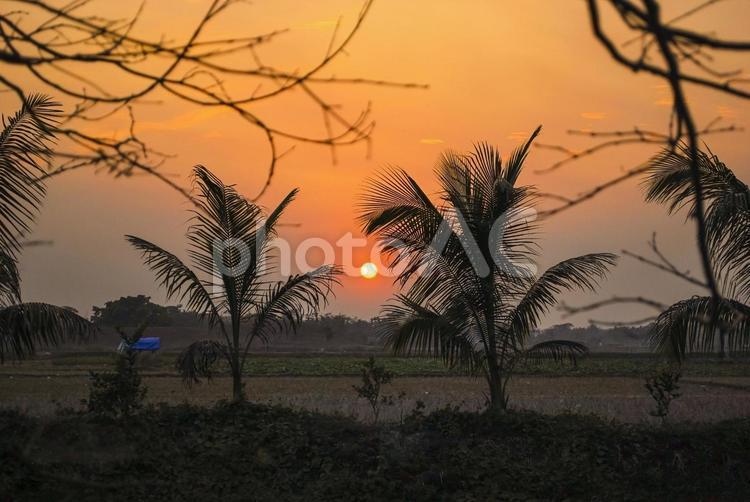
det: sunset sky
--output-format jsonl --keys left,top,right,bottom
{"left": 4, "top": 0, "right": 750, "bottom": 326}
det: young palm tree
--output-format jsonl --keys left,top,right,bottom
{"left": 127, "top": 166, "right": 340, "bottom": 401}
{"left": 359, "top": 127, "right": 616, "bottom": 410}
{"left": 644, "top": 145, "right": 750, "bottom": 360}
{"left": 0, "top": 95, "right": 94, "bottom": 362}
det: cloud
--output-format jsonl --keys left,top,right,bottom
{"left": 506, "top": 131, "right": 530, "bottom": 142}
{"left": 301, "top": 20, "right": 338, "bottom": 30}
{"left": 419, "top": 138, "right": 444, "bottom": 145}
{"left": 580, "top": 111, "right": 606, "bottom": 120}
{"left": 137, "top": 108, "right": 229, "bottom": 132}
{"left": 654, "top": 97, "right": 673, "bottom": 107}
{"left": 717, "top": 105, "right": 737, "bottom": 119}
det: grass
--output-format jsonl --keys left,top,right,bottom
{"left": 6, "top": 351, "right": 750, "bottom": 377}
{"left": 3, "top": 352, "right": 750, "bottom": 423}
{"left": 3, "top": 402, "right": 750, "bottom": 500}
{"left": 3, "top": 374, "right": 750, "bottom": 423}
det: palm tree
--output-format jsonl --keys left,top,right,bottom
{"left": 644, "top": 145, "right": 750, "bottom": 360}
{"left": 359, "top": 127, "right": 616, "bottom": 410}
{"left": 0, "top": 95, "right": 94, "bottom": 362}
{"left": 127, "top": 166, "right": 340, "bottom": 401}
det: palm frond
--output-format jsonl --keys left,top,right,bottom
{"left": 0, "top": 251, "right": 21, "bottom": 307}
{"left": 508, "top": 253, "right": 617, "bottom": 338}
{"left": 0, "top": 95, "right": 61, "bottom": 258}
{"left": 236, "top": 188, "right": 300, "bottom": 313}
{"left": 359, "top": 167, "right": 451, "bottom": 286}
{"left": 522, "top": 340, "right": 588, "bottom": 365}
{"left": 186, "top": 165, "right": 267, "bottom": 321}
{"left": 190, "top": 165, "right": 263, "bottom": 243}
{"left": 125, "top": 235, "right": 222, "bottom": 329}
{"left": 176, "top": 340, "right": 228, "bottom": 385}
{"left": 378, "top": 295, "right": 482, "bottom": 372}
{"left": 643, "top": 144, "right": 745, "bottom": 218}
{"left": 0, "top": 302, "right": 94, "bottom": 362}
{"left": 264, "top": 188, "right": 298, "bottom": 237}
{"left": 438, "top": 150, "right": 484, "bottom": 226}
{"left": 359, "top": 167, "right": 439, "bottom": 236}
{"left": 249, "top": 265, "right": 341, "bottom": 345}
{"left": 643, "top": 145, "right": 750, "bottom": 299}
{"left": 650, "top": 296, "right": 750, "bottom": 361}
{"left": 464, "top": 142, "right": 502, "bottom": 204}
{"left": 187, "top": 167, "right": 263, "bottom": 270}
{"left": 504, "top": 125, "right": 542, "bottom": 186}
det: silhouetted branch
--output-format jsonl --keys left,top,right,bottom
{"left": 541, "top": 0, "right": 750, "bottom": 328}
{"left": 560, "top": 231, "right": 714, "bottom": 326}
{"left": 536, "top": 118, "right": 739, "bottom": 175}
{"left": 0, "top": 0, "right": 426, "bottom": 201}
{"left": 561, "top": 295, "right": 667, "bottom": 316}
{"left": 622, "top": 233, "right": 708, "bottom": 289}
{"left": 538, "top": 162, "right": 651, "bottom": 217}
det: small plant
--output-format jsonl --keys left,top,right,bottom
{"left": 645, "top": 366, "right": 682, "bottom": 424}
{"left": 86, "top": 323, "right": 149, "bottom": 418}
{"left": 352, "top": 357, "right": 395, "bottom": 423}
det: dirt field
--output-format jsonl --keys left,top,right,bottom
{"left": 3, "top": 373, "right": 750, "bottom": 423}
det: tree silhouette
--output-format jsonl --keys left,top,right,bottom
{"left": 0, "top": 94, "right": 94, "bottom": 361}
{"left": 643, "top": 146, "right": 750, "bottom": 359}
{"left": 0, "top": 0, "right": 425, "bottom": 200}
{"left": 127, "top": 165, "right": 340, "bottom": 401}
{"left": 542, "top": 1, "right": 750, "bottom": 330}
{"left": 360, "top": 128, "right": 616, "bottom": 410}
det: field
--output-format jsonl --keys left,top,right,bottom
{"left": 3, "top": 352, "right": 750, "bottom": 423}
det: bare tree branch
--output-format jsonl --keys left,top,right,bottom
{"left": 621, "top": 233, "right": 708, "bottom": 289}
{"left": 540, "top": 0, "right": 750, "bottom": 331}
{"left": 0, "top": 0, "right": 427, "bottom": 201}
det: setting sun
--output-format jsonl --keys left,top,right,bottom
{"left": 360, "top": 262, "right": 378, "bottom": 279}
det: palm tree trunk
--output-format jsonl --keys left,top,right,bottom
{"left": 486, "top": 361, "right": 508, "bottom": 411}
{"left": 230, "top": 319, "right": 244, "bottom": 402}
{"left": 483, "top": 293, "right": 507, "bottom": 411}
{"left": 231, "top": 364, "right": 243, "bottom": 402}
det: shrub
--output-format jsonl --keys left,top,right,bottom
{"left": 86, "top": 325, "right": 148, "bottom": 418}
{"left": 352, "top": 357, "right": 395, "bottom": 423}
{"left": 645, "top": 365, "right": 682, "bottom": 423}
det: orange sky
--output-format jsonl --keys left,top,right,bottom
{"left": 4, "top": 0, "right": 750, "bottom": 325}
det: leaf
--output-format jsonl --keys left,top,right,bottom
{"left": 249, "top": 265, "right": 341, "bottom": 345}
{"left": 176, "top": 340, "right": 228, "bottom": 385}
{"left": 0, "top": 302, "right": 95, "bottom": 362}
{"left": 523, "top": 340, "right": 588, "bottom": 365}
{"left": 650, "top": 296, "right": 750, "bottom": 361}
{"left": 125, "top": 235, "right": 222, "bottom": 330}
{"left": 0, "top": 94, "right": 61, "bottom": 258}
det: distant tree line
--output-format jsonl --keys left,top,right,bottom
{"left": 90, "top": 295, "right": 653, "bottom": 350}
{"left": 91, "top": 295, "right": 203, "bottom": 328}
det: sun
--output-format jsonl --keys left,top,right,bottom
{"left": 360, "top": 262, "right": 378, "bottom": 279}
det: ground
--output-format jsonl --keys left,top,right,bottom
{"left": 3, "top": 403, "right": 750, "bottom": 500}
{"left": 2, "top": 353, "right": 750, "bottom": 423}
{"left": 4, "top": 353, "right": 750, "bottom": 499}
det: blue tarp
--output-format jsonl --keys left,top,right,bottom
{"left": 129, "top": 337, "right": 160, "bottom": 351}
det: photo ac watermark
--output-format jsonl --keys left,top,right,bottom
{"left": 208, "top": 206, "right": 539, "bottom": 280}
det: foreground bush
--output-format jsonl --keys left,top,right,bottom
{"left": 86, "top": 325, "right": 148, "bottom": 419}
{"left": 2, "top": 404, "right": 749, "bottom": 500}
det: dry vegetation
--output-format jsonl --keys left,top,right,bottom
{"left": 4, "top": 353, "right": 750, "bottom": 423}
